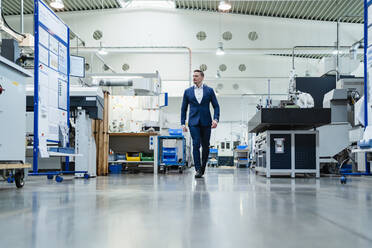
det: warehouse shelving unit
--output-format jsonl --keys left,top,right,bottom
{"left": 108, "top": 132, "right": 158, "bottom": 173}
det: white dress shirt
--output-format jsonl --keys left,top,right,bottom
{"left": 194, "top": 83, "right": 204, "bottom": 104}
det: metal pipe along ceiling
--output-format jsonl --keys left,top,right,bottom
{"left": 71, "top": 46, "right": 193, "bottom": 88}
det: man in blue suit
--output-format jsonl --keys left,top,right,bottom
{"left": 181, "top": 70, "right": 220, "bottom": 178}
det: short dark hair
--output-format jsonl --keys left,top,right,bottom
{"left": 193, "top": 69, "right": 204, "bottom": 77}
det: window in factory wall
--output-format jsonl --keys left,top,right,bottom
{"left": 226, "top": 142, "right": 230, "bottom": 150}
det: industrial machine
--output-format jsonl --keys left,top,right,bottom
{"left": 71, "top": 87, "right": 104, "bottom": 177}
{"left": 25, "top": 86, "right": 104, "bottom": 177}
{"left": 0, "top": 55, "right": 33, "bottom": 188}
{"left": 249, "top": 108, "right": 331, "bottom": 177}
{"left": 286, "top": 75, "right": 365, "bottom": 174}
{"left": 319, "top": 78, "right": 365, "bottom": 173}
{"left": 218, "top": 141, "right": 234, "bottom": 166}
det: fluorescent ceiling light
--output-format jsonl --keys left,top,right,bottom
{"left": 218, "top": 0, "right": 231, "bottom": 11}
{"left": 121, "top": 0, "right": 176, "bottom": 9}
{"left": 332, "top": 50, "right": 340, "bottom": 55}
{"left": 216, "top": 42, "right": 225, "bottom": 56}
{"left": 97, "top": 42, "right": 108, "bottom": 55}
{"left": 50, "top": 0, "right": 64, "bottom": 9}
{"left": 98, "top": 47, "right": 107, "bottom": 55}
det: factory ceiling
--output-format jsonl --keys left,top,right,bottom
{"left": 2, "top": 0, "right": 122, "bottom": 15}
{"left": 2, "top": 0, "right": 363, "bottom": 24}
{"left": 175, "top": 0, "right": 363, "bottom": 23}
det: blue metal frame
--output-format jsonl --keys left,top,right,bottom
{"left": 30, "top": 0, "right": 86, "bottom": 178}
{"left": 32, "top": 0, "right": 39, "bottom": 173}
{"left": 364, "top": 0, "right": 371, "bottom": 175}
{"left": 164, "top": 92, "right": 168, "bottom": 107}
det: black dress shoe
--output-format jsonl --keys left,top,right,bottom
{"left": 195, "top": 171, "right": 203, "bottom": 178}
{"left": 201, "top": 165, "right": 206, "bottom": 175}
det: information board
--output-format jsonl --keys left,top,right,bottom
{"left": 70, "top": 55, "right": 85, "bottom": 78}
{"left": 34, "top": 0, "right": 70, "bottom": 159}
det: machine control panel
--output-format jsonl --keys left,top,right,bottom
{"left": 149, "top": 136, "right": 155, "bottom": 150}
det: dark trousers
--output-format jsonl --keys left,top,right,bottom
{"left": 189, "top": 125, "right": 211, "bottom": 173}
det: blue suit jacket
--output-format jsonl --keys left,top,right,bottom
{"left": 181, "top": 84, "right": 220, "bottom": 127}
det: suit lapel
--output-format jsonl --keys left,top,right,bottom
{"left": 190, "top": 86, "right": 198, "bottom": 104}
{"left": 200, "top": 85, "right": 207, "bottom": 104}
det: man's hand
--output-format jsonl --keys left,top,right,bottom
{"left": 182, "top": 125, "right": 188, "bottom": 132}
{"left": 211, "top": 120, "right": 218, "bottom": 129}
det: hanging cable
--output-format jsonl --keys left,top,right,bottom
{"left": 1, "top": 8, "right": 26, "bottom": 38}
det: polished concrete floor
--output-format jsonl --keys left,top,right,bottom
{"left": 0, "top": 168, "right": 372, "bottom": 248}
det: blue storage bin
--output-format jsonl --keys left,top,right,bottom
{"left": 109, "top": 164, "right": 122, "bottom": 174}
{"left": 115, "top": 154, "right": 126, "bottom": 161}
{"left": 169, "top": 129, "right": 183, "bottom": 136}
{"left": 358, "top": 139, "right": 372, "bottom": 149}
{"left": 48, "top": 147, "right": 75, "bottom": 154}
{"left": 237, "top": 145, "right": 248, "bottom": 150}
{"left": 209, "top": 148, "right": 218, "bottom": 153}
{"left": 162, "top": 147, "right": 178, "bottom": 164}
{"left": 163, "top": 147, "right": 177, "bottom": 154}
{"left": 109, "top": 154, "right": 116, "bottom": 161}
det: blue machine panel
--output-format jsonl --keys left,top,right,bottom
{"left": 270, "top": 134, "right": 291, "bottom": 169}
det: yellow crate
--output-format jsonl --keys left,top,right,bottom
{"left": 126, "top": 153, "right": 141, "bottom": 161}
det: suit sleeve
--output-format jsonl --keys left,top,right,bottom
{"left": 211, "top": 88, "right": 220, "bottom": 122}
{"left": 181, "top": 90, "right": 189, "bottom": 125}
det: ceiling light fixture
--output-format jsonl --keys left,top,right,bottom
{"left": 121, "top": 0, "right": 176, "bottom": 9}
{"left": 218, "top": 0, "right": 231, "bottom": 11}
{"left": 216, "top": 70, "right": 221, "bottom": 78}
{"left": 98, "top": 42, "right": 108, "bottom": 55}
{"left": 349, "top": 41, "right": 361, "bottom": 60}
{"left": 216, "top": 42, "right": 225, "bottom": 56}
{"left": 50, "top": 0, "right": 64, "bottom": 9}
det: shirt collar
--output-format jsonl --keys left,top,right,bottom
{"left": 194, "top": 83, "right": 204, "bottom": 89}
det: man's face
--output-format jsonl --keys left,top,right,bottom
{"left": 193, "top": 72, "right": 204, "bottom": 85}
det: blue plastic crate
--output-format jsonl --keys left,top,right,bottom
{"left": 109, "top": 164, "right": 122, "bottom": 174}
{"left": 209, "top": 148, "right": 218, "bottom": 153}
{"left": 163, "top": 147, "right": 177, "bottom": 154}
{"left": 237, "top": 145, "right": 248, "bottom": 150}
{"left": 115, "top": 154, "right": 126, "bottom": 161}
{"left": 169, "top": 129, "right": 183, "bottom": 136}
{"left": 358, "top": 139, "right": 372, "bottom": 149}
{"left": 48, "top": 147, "right": 75, "bottom": 154}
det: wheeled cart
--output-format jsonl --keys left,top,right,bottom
{"left": 0, "top": 163, "right": 31, "bottom": 188}
{"left": 208, "top": 148, "right": 218, "bottom": 167}
{"left": 234, "top": 146, "right": 250, "bottom": 168}
{"left": 158, "top": 134, "right": 187, "bottom": 174}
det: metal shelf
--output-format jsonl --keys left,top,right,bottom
{"left": 108, "top": 160, "right": 154, "bottom": 164}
